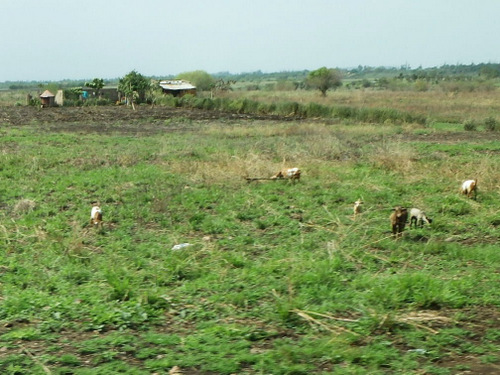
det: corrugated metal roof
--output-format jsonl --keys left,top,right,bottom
{"left": 159, "top": 80, "right": 196, "bottom": 91}
{"left": 40, "top": 90, "right": 55, "bottom": 98}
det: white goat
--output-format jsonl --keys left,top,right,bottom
{"left": 90, "top": 204, "right": 103, "bottom": 229}
{"left": 353, "top": 199, "right": 363, "bottom": 216}
{"left": 410, "top": 208, "right": 432, "bottom": 228}
{"left": 461, "top": 179, "right": 477, "bottom": 199}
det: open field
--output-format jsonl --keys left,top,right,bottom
{"left": 3, "top": 86, "right": 500, "bottom": 124}
{"left": 1, "top": 104, "right": 500, "bottom": 374}
{"left": 223, "top": 88, "right": 500, "bottom": 124}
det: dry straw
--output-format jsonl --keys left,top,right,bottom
{"left": 13, "top": 198, "right": 36, "bottom": 214}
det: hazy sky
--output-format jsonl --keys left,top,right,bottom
{"left": 1, "top": 0, "right": 498, "bottom": 82}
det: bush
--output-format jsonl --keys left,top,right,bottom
{"left": 484, "top": 116, "right": 498, "bottom": 131}
{"left": 463, "top": 119, "right": 477, "bottom": 131}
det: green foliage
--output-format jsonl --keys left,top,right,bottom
{"left": 463, "top": 119, "right": 478, "bottom": 131}
{"left": 118, "top": 70, "right": 150, "bottom": 106}
{"left": 154, "top": 94, "right": 426, "bottom": 124}
{"left": 63, "top": 87, "right": 83, "bottom": 101}
{"left": 84, "top": 78, "right": 105, "bottom": 95}
{"left": 176, "top": 70, "right": 215, "bottom": 91}
{"left": 306, "top": 66, "right": 342, "bottom": 96}
{"left": 484, "top": 116, "right": 498, "bottom": 131}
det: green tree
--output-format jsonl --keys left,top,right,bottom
{"left": 306, "top": 67, "right": 342, "bottom": 96}
{"left": 84, "top": 78, "right": 105, "bottom": 97}
{"left": 118, "top": 70, "right": 150, "bottom": 110}
{"left": 176, "top": 70, "right": 215, "bottom": 91}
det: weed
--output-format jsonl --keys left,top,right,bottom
{"left": 484, "top": 116, "right": 498, "bottom": 131}
{"left": 463, "top": 119, "right": 477, "bottom": 131}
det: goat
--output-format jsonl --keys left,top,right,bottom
{"left": 353, "top": 199, "right": 363, "bottom": 216}
{"left": 271, "top": 167, "right": 301, "bottom": 183}
{"left": 409, "top": 208, "right": 432, "bottom": 228}
{"left": 390, "top": 206, "right": 408, "bottom": 238}
{"left": 90, "top": 203, "right": 103, "bottom": 229}
{"left": 461, "top": 179, "right": 477, "bottom": 199}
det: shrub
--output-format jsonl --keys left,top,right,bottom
{"left": 202, "top": 98, "right": 215, "bottom": 110}
{"left": 155, "top": 95, "right": 177, "bottom": 107}
{"left": 463, "top": 119, "right": 477, "bottom": 131}
{"left": 484, "top": 116, "right": 498, "bottom": 131}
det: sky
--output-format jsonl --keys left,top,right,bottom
{"left": 1, "top": 0, "right": 499, "bottom": 82}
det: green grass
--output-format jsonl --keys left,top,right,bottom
{"left": 1, "top": 114, "right": 500, "bottom": 374}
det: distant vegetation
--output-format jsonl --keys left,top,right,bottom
{"left": 2, "top": 62, "right": 499, "bottom": 91}
{"left": 1, "top": 63, "right": 499, "bottom": 126}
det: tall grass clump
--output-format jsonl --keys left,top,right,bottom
{"left": 305, "top": 102, "right": 331, "bottom": 117}
{"left": 484, "top": 116, "right": 498, "bottom": 131}
{"left": 275, "top": 101, "right": 301, "bottom": 116}
{"left": 156, "top": 94, "right": 429, "bottom": 124}
{"left": 463, "top": 119, "right": 477, "bottom": 131}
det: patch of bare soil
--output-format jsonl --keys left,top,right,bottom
{"left": 0, "top": 105, "right": 296, "bottom": 135}
{"left": 4, "top": 106, "right": 500, "bottom": 145}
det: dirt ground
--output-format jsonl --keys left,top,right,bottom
{"left": 3, "top": 105, "right": 500, "bottom": 144}
{"left": 0, "top": 105, "right": 294, "bottom": 135}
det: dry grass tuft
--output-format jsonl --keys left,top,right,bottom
{"left": 371, "top": 140, "right": 416, "bottom": 173}
{"left": 13, "top": 198, "right": 36, "bottom": 214}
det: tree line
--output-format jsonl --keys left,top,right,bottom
{"left": 3, "top": 63, "right": 499, "bottom": 91}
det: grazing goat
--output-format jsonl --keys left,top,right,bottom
{"left": 271, "top": 167, "right": 301, "bottom": 183}
{"left": 90, "top": 204, "right": 103, "bottom": 229}
{"left": 353, "top": 199, "right": 363, "bottom": 216}
{"left": 390, "top": 206, "right": 408, "bottom": 238}
{"left": 410, "top": 208, "right": 432, "bottom": 228}
{"left": 461, "top": 179, "right": 477, "bottom": 199}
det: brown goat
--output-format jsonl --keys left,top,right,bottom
{"left": 390, "top": 206, "right": 408, "bottom": 238}
{"left": 271, "top": 167, "right": 301, "bottom": 183}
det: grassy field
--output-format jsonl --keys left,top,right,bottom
{"left": 1, "top": 105, "right": 500, "bottom": 374}
{"left": 222, "top": 88, "right": 500, "bottom": 124}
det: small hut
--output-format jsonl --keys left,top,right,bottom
{"left": 40, "top": 90, "right": 55, "bottom": 108}
{"left": 159, "top": 80, "right": 196, "bottom": 97}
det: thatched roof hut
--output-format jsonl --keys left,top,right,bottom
{"left": 40, "top": 90, "right": 55, "bottom": 108}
